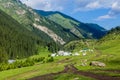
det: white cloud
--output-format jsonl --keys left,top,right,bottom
{"left": 96, "top": 15, "right": 114, "bottom": 21}
{"left": 74, "top": 0, "right": 116, "bottom": 11}
{"left": 20, "top": 0, "right": 65, "bottom": 11}
{"left": 74, "top": 0, "right": 101, "bottom": 12}
{"left": 86, "top": 1, "right": 100, "bottom": 9}
{"left": 109, "top": 2, "right": 120, "bottom": 16}
{"left": 20, "top": 0, "right": 120, "bottom": 20}
{"left": 96, "top": 1, "right": 120, "bottom": 20}
{"left": 20, "top": 0, "right": 120, "bottom": 12}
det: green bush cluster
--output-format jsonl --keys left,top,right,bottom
{"left": 0, "top": 56, "right": 54, "bottom": 71}
{"left": 43, "top": 56, "right": 54, "bottom": 63}
{"left": 32, "top": 57, "right": 45, "bottom": 63}
{"left": 0, "top": 59, "right": 34, "bottom": 71}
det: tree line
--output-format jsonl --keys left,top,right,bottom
{"left": 0, "top": 9, "right": 59, "bottom": 63}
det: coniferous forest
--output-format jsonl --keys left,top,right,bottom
{"left": 0, "top": 9, "right": 47, "bottom": 60}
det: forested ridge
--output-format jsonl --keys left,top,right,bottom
{"left": 0, "top": 0, "right": 81, "bottom": 44}
{"left": 0, "top": 9, "right": 46, "bottom": 61}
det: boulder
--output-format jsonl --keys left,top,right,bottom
{"left": 90, "top": 61, "right": 106, "bottom": 67}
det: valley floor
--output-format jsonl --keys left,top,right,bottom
{"left": 29, "top": 64, "right": 120, "bottom": 80}
{"left": 0, "top": 50, "right": 120, "bottom": 80}
{"left": 0, "top": 39, "right": 120, "bottom": 80}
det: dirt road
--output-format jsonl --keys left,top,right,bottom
{"left": 29, "top": 65, "right": 120, "bottom": 80}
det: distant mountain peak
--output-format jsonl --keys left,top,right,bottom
{"left": 0, "top": 0, "right": 80, "bottom": 45}
{"left": 35, "top": 9, "right": 107, "bottom": 39}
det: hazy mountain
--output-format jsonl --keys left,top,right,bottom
{"left": 35, "top": 10, "right": 107, "bottom": 39}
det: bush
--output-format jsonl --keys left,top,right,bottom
{"left": 32, "top": 57, "right": 45, "bottom": 63}
{"left": 43, "top": 56, "right": 54, "bottom": 63}
{"left": 0, "top": 56, "right": 54, "bottom": 71}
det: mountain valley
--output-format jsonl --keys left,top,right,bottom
{"left": 0, "top": 0, "right": 120, "bottom": 80}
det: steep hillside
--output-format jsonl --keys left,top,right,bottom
{"left": 35, "top": 10, "right": 107, "bottom": 39}
{"left": 0, "top": 0, "right": 79, "bottom": 45}
{"left": 99, "top": 26, "right": 120, "bottom": 41}
{"left": 96, "top": 26, "right": 120, "bottom": 51}
{"left": 0, "top": 9, "right": 46, "bottom": 59}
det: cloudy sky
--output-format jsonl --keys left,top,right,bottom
{"left": 20, "top": 0, "right": 120, "bottom": 30}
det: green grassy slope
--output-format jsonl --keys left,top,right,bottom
{"left": 96, "top": 26, "right": 120, "bottom": 54}
{"left": 64, "top": 39, "right": 95, "bottom": 52}
{"left": 95, "top": 26, "right": 120, "bottom": 68}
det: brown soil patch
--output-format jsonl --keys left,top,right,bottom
{"left": 104, "top": 70, "right": 120, "bottom": 73}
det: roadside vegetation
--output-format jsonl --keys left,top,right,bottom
{"left": 0, "top": 50, "right": 54, "bottom": 71}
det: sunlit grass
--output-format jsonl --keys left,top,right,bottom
{"left": 0, "top": 38, "right": 120, "bottom": 80}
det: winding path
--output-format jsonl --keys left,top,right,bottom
{"left": 29, "top": 65, "right": 120, "bottom": 80}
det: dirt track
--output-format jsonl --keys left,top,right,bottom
{"left": 29, "top": 65, "right": 120, "bottom": 80}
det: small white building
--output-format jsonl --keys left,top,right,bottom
{"left": 83, "top": 52, "right": 87, "bottom": 56}
{"left": 63, "top": 52, "right": 72, "bottom": 56}
{"left": 58, "top": 51, "right": 72, "bottom": 56}
{"left": 8, "top": 60, "right": 15, "bottom": 64}
{"left": 51, "top": 53, "right": 56, "bottom": 57}
{"left": 51, "top": 51, "right": 72, "bottom": 57}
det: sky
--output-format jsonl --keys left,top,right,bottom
{"left": 20, "top": 0, "right": 120, "bottom": 30}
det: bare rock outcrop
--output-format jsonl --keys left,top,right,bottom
{"left": 90, "top": 61, "right": 106, "bottom": 67}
